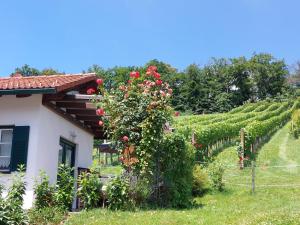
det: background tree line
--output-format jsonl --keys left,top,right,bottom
{"left": 13, "top": 53, "right": 296, "bottom": 114}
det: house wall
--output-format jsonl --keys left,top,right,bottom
{"left": 0, "top": 94, "right": 94, "bottom": 209}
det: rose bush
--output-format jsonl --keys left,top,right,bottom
{"left": 91, "top": 66, "right": 194, "bottom": 208}
{"left": 94, "top": 65, "right": 173, "bottom": 175}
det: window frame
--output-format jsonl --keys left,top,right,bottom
{"left": 0, "top": 125, "right": 15, "bottom": 172}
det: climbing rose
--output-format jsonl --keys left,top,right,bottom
{"left": 87, "top": 88, "right": 96, "bottom": 95}
{"left": 122, "top": 136, "right": 129, "bottom": 142}
{"left": 96, "top": 79, "right": 103, "bottom": 85}
{"left": 155, "top": 79, "right": 163, "bottom": 86}
{"left": 130, "top": 71, "right": 140, "bottom": 79}
{"left": 98, "top": 120, "right": 104, "bottom": 126}
{"left": 96, "top": 108, "right": 105, "bottom": 116}
{"left": 168, "top": 88, "right": 173, "bottom": 94}
{"left": 147, "top": 65, "right": 157, "bottom": 72}
{"left": 153, "top": 72, "right": 161, "bottom": 79}
{"left": 174, "top": 111, "right": 180, "bottom": 117}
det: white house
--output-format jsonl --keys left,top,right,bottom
{"left": 0, "top": 73, "right": 103, "bottom": 209}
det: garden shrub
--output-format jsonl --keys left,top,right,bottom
{"left": 77, "top": 170, "right": 102, "bottom": 209}
{"left": 54, "top": 164, "right": 75, "bottom": 210}
{"left": 192, "top": 164, "right": 209, "bottom": 196}
{"left": 28, "top": 206, "right": 67, "bottom": 225}
{"left": 0, "top": 165, "right": 28, "bottom": 225}
{"left": 208, "top": 161, "right": 225, "bottom": 191}
{"left": 34, "top": 171, "right": 55, "bottom": 209}
{"left": 159, "top": 133, "right": 194, "bottom": 208}
{"left": 107, "top": 176, "right": 134, "bottom": 211}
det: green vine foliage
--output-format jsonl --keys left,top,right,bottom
{"left": 241, "top": 99, "right": 300, "bottom": 161}
{"left": 291, "top": 109, "right": 300, "bottom": 138}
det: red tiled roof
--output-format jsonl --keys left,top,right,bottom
{"left": 0, "top": 73, "right": 97, "bottom": 93}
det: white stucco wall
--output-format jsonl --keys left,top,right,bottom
{"left": 0, "top": 94, "right": 94, "bottom": 209}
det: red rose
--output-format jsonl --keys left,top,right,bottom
{"left": 168, "top": 89, "right": 173, "bottom": 94}
{"left": 153, "top": 72, "right": 161, "bottom": 79}
{"left": 128, "top": 80, "right": 132, "bottom": 84}
{"left": 96, "top": 79, "right": 103, "bottom": 86}
{"left": 96, "top": 108, "right": 105, "bottom": 116}
{"left": 134, "top": 71, "right": 140, "bottom": 78}
{"left": 87, "top": 88, "right": 96, "bottom": 95}
{"left": 122, "top": 136, "right": 129, "bottom": 142}
{"left": 130, "top": 71, "right": 140, "bottom": 79}
{"left": 130, "top": 71, "right": 135, "bottom": 78}
{"left": 155, "top": 79, "right": 163, "bottom": 86}
{"left": 174, "top": 111, "right": 180, "bottom": 117}
{"left": 147, "top": 65, "right": 157, "bottom": 72}
{"left": 98, "top": 120, "right": 104, "bottom": 126}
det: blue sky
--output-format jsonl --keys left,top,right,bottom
{"left": 0, "top": 0, "right": 299, "bottom": 76}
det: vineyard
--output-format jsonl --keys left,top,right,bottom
{"left": 175, "top": 100, "right": 300, "bottom": 162}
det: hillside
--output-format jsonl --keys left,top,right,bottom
{"left": 66, "top": 122, "right": 300, "bottom": 225}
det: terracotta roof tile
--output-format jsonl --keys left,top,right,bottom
{"left": 0, "top": 73, "right": 97, "bottom": 93}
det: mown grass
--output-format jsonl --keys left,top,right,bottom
{"left": 66, "top": 123, "right": 300, "bottom": 225}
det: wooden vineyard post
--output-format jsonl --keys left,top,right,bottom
{"left": 192, "top": 130, "right": 195, "bottom": 145}
{"left": 251, "top": 144, "right": 255, "bottom": 194}
{"left": 240, "top": 129, "right": 245, "bottom": 169}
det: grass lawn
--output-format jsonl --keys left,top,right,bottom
{"left": 66, "top": 123, "right": 300, "bottom": 225}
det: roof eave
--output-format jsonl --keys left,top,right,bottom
{"left": 0, "top": 88, "right": 56, "bottom": 95}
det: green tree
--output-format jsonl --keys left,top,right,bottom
{"left": 14, "top": 64, "right": 40, "bottom": 76}
{"left": 249, "top": 53, "right": 288, "bottom": 99}
{"left": 41, "top": 68, "right": 63, "bottom": 76}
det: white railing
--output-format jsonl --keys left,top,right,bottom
{"left": 0, "top": 156, "right": 10, "bottom": 171}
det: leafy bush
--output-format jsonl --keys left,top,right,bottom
{"left": 208, "top": 161, "right": 225, "bottom": 191}
{"left": 107, "top": 176, "right": 134, "bottom": 211}
{"left": 34, "top": 171, "right": 55, "bottom": 209}
{"left": 159, "top": 133, "right": 194, "bottom": 208}
{"left": 0, "top": 165, "right": 28, "bottom": 225}
{"left": 192, "top": 164, "right": 209, "bottom": 196}
{"left": 127, "top": 174, "right": 151, "bottom": 208}
{"left": 28, "top": 206, "right": 67, "bottom": 225}
{"left": 77, "top": 170, "right": 102, "bottom": 209}
{"left": 54, "top": 164, "right": 75, "bottom": 210}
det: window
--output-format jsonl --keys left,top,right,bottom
{"left": 0, "top": 126, "right": 30, "bottom": 173}
{"left": 0, "top": 129, "right": 13, "bottom": 171}
{"left": 58, "top": 138, "right": 75, "bottom": 168}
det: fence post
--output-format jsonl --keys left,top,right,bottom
{"left": 240, "top": 129, "right": 245, "bottom": 169}
{"left": 192, "top": 130, "right": 195, "bottom": 145}
{"left": 251, "top": 144, "right": 255, "bottom": 194}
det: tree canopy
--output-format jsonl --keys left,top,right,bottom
{"left": 13, "top": 53, "right": 291, "bottom": 114}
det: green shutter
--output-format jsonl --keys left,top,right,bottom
{"left": 10, "top": 126, "right": 30, "bottom": 171}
